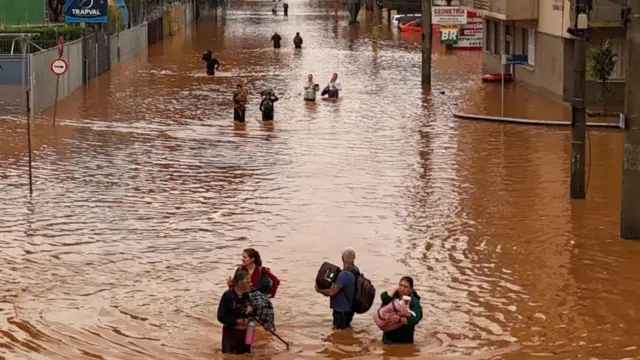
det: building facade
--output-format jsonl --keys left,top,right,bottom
{"left": 460, "top": 0, "right": 626, "bottom": 106}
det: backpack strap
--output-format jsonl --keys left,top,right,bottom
{"left": 341, "top": 266, "right": 359, "bottom": 309}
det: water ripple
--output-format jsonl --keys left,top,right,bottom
{"left": 0, "top": 2, "right": 639, "bottom": 360}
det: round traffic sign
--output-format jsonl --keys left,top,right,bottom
{"left": 51, "top": 58, "right": 68, "bottom": 76}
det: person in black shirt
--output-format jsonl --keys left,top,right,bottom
{"left": 259, "top": 90, "right": 279, "bottom": 122}
{"left": 201, "top": 50, "right": 220, "bottom": 76}
{"left": 283, "top": 2, "right": 289, "bottom": 16}
{"left": 217, "top": 270, "right": 253, "bottom": 354}
{"left": 270, "top": 32, "right": 282, "bottom": 49}
{"left": 293, "top": 32, "right": 303, "bottom": 49}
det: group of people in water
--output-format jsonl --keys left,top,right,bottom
{"left": 198, "top": 5, "right": 344, "bottom": 126}
{"left": 218, "top": 247, "right": 423, "bottom": 354}
{"left": 228, "top": 72, "right": 341, "bottom": 124}
{"left": 270, "top": 0, "right": 289, "bottom": 16}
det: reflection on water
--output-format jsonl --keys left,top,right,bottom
{"left": 1, "top": 1, "right": 640, "bottom": 359}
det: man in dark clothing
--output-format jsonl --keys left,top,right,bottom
{"left": 233, "top": 84, "right": 248, "bottom": 123}
{"left": 201, "top": 50, "right": 220, "bottom": 76}
{"left": 259, "top": 90, "right": 279, "bottom": 122}
{"left": 270, "top": 32, "right": 282, "bottom": 49}
{"left": 293, "top": 32, "right": 303, "bottom": 49}
{"left": 283, "top": 2, "right": 288, "bottom": 16}
{"left": 218, "top": 270, "right": 253, "bottom": 354}
{"left": 315, "top": 247, "right": 358, "bottom": 330}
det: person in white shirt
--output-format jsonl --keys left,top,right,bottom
{"left": 324, "top": 73, "right": 342, "bottom": 99}
{"left": 304, "top": 74, "right": 320, "bottom": 101}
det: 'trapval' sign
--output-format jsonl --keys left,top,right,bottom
{"left": 65, "top": 0, "right": 108, "bottom": 23}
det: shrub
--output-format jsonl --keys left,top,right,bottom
{"left": 0, "top": 26, "right": 91, "bottom": 53}
{"left": 587, "top": 39, "right": 618, "bottom": 111}
{"left": 107, "top": 6, "right": 127, "bottom": 34}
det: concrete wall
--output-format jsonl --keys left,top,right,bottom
{"left": 513, "top": 30, "right": 565, "bottom": 98}
{"left": 482, "top": 20, "right": 565, "bottom": 98}
{"left": 537, "top": 0, "right": 571, "bottom": 38}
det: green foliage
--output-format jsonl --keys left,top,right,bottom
{"left": 107, "top": 6, "right": 127, "bottom": 34}
{"left": 587, "top": 39, "right": 618, "bottom": 111}
{"left": 0, "top": 26, "right": 90, "bottom": 54}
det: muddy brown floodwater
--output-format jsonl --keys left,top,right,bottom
{"left": 2, "top": 1, "right": 640, "bottom": 359}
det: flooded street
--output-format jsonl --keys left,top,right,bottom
{"left": 2, "top": 1, "right": 640, "bottom": 359}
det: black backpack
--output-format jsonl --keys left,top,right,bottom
{"left": 262, "top": 99, "right": 274, "bottom": 113}
{"left": 344, "top": 267, "right": 375, "bottom": 314}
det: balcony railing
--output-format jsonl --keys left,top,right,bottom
{"left": 459, "top": 0, "right": 538, "bottom": 20}
{"left": 588, "top": 0, "right": 623, "bottom": 26}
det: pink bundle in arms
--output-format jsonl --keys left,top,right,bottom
{"left": 374, "top": 297, "right": 412, "bottom": 332}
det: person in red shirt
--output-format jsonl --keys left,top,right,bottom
{"left": 227, "top": 248, "right": 280, "bottom": 298}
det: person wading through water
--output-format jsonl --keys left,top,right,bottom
{"left": 270, "top": 32, "right": 282, "bottom": 49}
{"left": 201, "top": 50, "right": 220, "bottom": 76}
{"left": 218, "top": 271, "right": 253, "bottom": 354}
{"left": 322, "top": 73, "right": 342, "bottom": 99}
{"left": 304, "top": 74, "right": 320, "bottom": 101}
{"left": 315, "top": 247, "right": 359, "bottom": 329}
{"left": 259, "top": 90, "right": 279, "bottom": 122}
{"left": 233, "top": 84, "right": 248, "bottom": 123}
{"left": 227, "top": 248, "right": 281, "bottom": 298}
{"left": 379, "top": 276, "right": 423, "bottom": 344}
{"left": 293, "top": 32, "right": 303, "bottom": 49}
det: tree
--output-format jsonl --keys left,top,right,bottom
{"left": 587, "top": 39, "right": 618, "bottom": 112}
{"left": 47, "top": 0, "right": 64, "bottom": 22}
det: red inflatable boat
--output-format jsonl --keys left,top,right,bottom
{"left": 398, "top": 20, "right": 422, "bottom": 33}
{"left": 482, "top": 73, "right": 513, "bottom": 82}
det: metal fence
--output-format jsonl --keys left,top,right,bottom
{"left": 83, "top": 31, "right": 111, "bottom": 84}
{"left": 5, "top": 2, "right": 199, "bottom": 115}
{"left": 147, "top": 16, "right": 164, "bottom": 46}
{"left": 110, "top": 22, "right": 148, "bottom": 66}
{"left": 29, "top": 39, "right": 83, "bottom": 115}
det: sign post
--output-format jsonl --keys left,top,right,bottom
{"left": 50, "top": 58, "right": 68, "bottom": 125}
{"left": 52, "top": 36, "right": 64, "bottom": 125}
{"left": 500, "top": 54, "right": 528, "bottom": 116}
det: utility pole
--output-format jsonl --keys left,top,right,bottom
{"left": 372, "top": 0, "right": 380, "bottom": 51}
{"left": 620, "top": 1, "right": 640, "bottom": 239}
{"left": 569, "top": 0, "right": 588, "bottom": 199}
{"left": 421, "top": 0, "right": 432, "bottom": 85}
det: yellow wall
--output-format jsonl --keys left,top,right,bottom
{"left": 537, "top": 0, "right": 572, "bottom": 38}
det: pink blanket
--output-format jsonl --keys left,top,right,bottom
{"left": 374, "top": 299, "right": 411, "bottom": 332}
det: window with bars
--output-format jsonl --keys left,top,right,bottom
{"left": 609, "top": 38, "right": 625, "bottom": 80}
{"left": 527, "top": 29, "right": 535, "bottom": 66}
{"left": 485, "top": 19, "right": 492, "bottom": 52}
{"left": 587, "top": 38, "right": 625, "bottom": 80}
{"left": 493, "top": 21, "right": 500, "bottom": 54}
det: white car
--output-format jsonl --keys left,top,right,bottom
{"left": 391, "top": 13, "right": 421, "bottom": 27}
